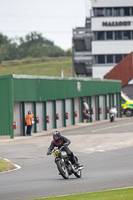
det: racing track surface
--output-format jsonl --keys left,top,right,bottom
{"left": 0, "top": 117, "right": 133, "bottom": 200}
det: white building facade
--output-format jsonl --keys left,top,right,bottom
{"left": 91, "top": 0, "right": 133, "bottom": 78}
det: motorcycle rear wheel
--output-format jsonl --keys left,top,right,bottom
{"left": 56, "top": 160, "right": 69, "bottom": 179}
{"left": 74, "top": 170, "right": 82, "bottom": 178}
{"left": 110, "top": 116, "right": 114, "bottom": 122}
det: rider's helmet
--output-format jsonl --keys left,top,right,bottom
{"left": 53, "top": 130, "right": 62, "bottom": 142}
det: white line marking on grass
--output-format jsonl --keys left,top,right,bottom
{"left": 0, "top": 157, "right": 21, "bottom": 174}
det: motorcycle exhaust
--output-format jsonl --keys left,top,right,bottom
{"left": 71, "top": 165, "right": 78, "bottom": 173}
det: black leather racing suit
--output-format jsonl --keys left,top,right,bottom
{"left": 47, "top": 136, "right": 79, "bottom": 166}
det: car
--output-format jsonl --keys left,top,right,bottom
{"left": 121, "top": 91, "right": 133, "bottom": 117}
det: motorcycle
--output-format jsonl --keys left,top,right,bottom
{"left": 83, "top": 101, "right": 92, "bottom": 123}
{"left": 109, "top": 107, "right": 117, "bottom": 122}
{"left": 51, "top": 146, "right": 83, "bottom": 179}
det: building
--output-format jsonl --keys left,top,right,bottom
{"left": 0, "top": 74, "right": 121, "bottom": 138}
{"left": 72, "top": 18, "right": 93, "bottom": 77}
{"left": 73, "top": 0, "right": 133, "bottom": 79}
{"left": 92, "top": 0, "right": 133, "bottom": 78}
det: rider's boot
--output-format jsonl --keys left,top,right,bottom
{"left": 69, "top": 152, "right": 83, "bottom": 170}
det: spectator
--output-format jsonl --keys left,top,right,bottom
{"left": 25, "top": 110, "right": 32, "bottom": 136}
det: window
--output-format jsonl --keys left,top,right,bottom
{"left": 95, "top": 54, "right": 126, "bottom": 64}
{"left": 121, "top": 97, "right": 126, "bottom": 102}
{"left": 106, "top": 8, "right": 112, "bottom": 16}
{"left": 115, "top": 31, "right": 122, "bottom": 40}
{"left": 124, "top": 7, "right": 130, "bottom": 16}
{"left": 93, "top": 7, "right": 133, "bottom": 17}
{"left": 97, "top": 31, "right": 104, "bottom": 40}
{"left": 131, "top": 7, "right": 133, "bottom": 15}
{"left": 94, "top": 31, "right": 132, "bottom": 41}
{"left": 84, "top": 38, "right": 92, "bottom": 51}
{"left": 106, "top": 31, "right": 113, "bottom": 40}
{"left": 123, "top": 54, "right": 128, "bottom": 58}
{"left": 74, "top": 40, "right": 85, "bottom": 51}
{"left": 123, "top": 31, "right": 131, "bottom": 39}
{"left": 75, "top": 63, "right": 86, "bottom": 75}
{"left": 107, "top": 55, "right": 113, "bottom": 63}
{"left": 115, "top": 55, "right": 123, "bottom": 63}
{"left": 94, "top": 32, "right": 97, "bottom": 40}
{"left": 97, "top": 55, "right": 105, "bottom": 64}
{"left": 114, "top": 7, "right": 121, "bottom": 16}
{"left": 94, "top": 8, "right": 104, "bottom": 17}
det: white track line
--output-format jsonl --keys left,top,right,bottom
{"left": 91, "top": 122, "right": 133, "bottom": 133}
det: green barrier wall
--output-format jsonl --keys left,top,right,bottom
{"left": 0, "top": 74, "right": 121, "bottom": 138}
{"left": 13, "top": 75, "right": 121, "bottom": 101}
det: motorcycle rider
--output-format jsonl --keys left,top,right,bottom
{"left": 47, "top": 130, "right": 83, "bottom": 169}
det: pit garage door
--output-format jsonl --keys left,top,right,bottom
{"left": 36, "top": 102, "right": 44, "bottom": 132}
{"left": 56, "top": 100, "right": 64, "bottom": 128}
{"left": 46, "top": 101, "right": 54, "bottom": 130}
{"left": 107, "top": 94, "right": 110, "bottom": 119}
{"left": 110, "top": 94, "right": 113, "bottom": 108}
{"left": 99, "top": 95, "right": 105, "bottom": 120}
{"left": 74, "top": 98, "right": 81, "bottom": 124}
{"left": 114, "top": 93, "right": 117, "bottom": 107}
{"left": 25, "top": 102, "right": 34, "bottom": 133}
{"left": 91, "top": 96, "right": 96, "bottom": 121}
{"left": 13, "top": 102, "right": 23, "bottom": 136}
{"left": 117, "top": 93, "right": 121, "bottom": 117}
{"left": 66, "top": 99, "right": 73, "bottom": 127}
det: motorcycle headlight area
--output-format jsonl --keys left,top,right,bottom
{"left": 53, "top": 150, "right": 60, "bottom": 156}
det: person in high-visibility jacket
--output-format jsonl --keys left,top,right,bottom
{"left": 25, "top": 110, "right": 33, "bottom": 136}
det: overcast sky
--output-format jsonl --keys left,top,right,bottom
{"left": 0, "top": 0, "right": 91, "bottom": 50}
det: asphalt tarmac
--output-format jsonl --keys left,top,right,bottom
{"left": 0, "top": 117, "right": 133, "bottom": 200}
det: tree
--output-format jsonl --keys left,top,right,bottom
{"left": 0, "top": 33, "right": 11, "bottom": 45}
{"left": 27, "top": 45, "right": 44, "bottom": 58}
{"left": 0, "top": 32, "right": 71, "bottom": 62}
{"left": 17, "top": 32, "right": 54, "bottom": 59}
{"left": 65, "top": 48, "right": 72, "bottom": 56}
{"left": 0, "top": 33, "right": 17, "bottom": 62}
{"left": 43, "top": 45, "right": 65, "bottom": 57}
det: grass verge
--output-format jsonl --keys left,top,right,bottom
{"left": 0, "top": 158, "right": 15, "bottom": 172}
{"left": 0, "top": 57, "right": 72, "bottom": 77}
{"left": 32, "top": 188, "right": 133, "bottom": 200}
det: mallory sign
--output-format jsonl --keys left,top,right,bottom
{"left": 102, "top": 21, "right": 131, "bottom": 26}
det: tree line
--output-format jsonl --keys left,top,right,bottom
{"left": 0, "top": 32, "right": 72, "bottom": 63}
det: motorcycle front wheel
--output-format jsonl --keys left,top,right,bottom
{"left": 56, "top": 160, "right": 69, "bottom": 179}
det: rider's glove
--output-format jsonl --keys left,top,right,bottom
{"left": 63, "top": 143, "right": 68, "bottom": 147}
{"left": 47, "top": 150, "right": 51, "bottom": 155}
